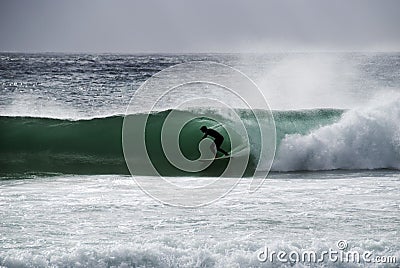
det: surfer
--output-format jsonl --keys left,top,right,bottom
{"left": 200, "top": 126, "right": 229, "bottom": 156}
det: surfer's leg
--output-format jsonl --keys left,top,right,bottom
{"left": 214, "top": 138, "right": 228, "bottom": 156}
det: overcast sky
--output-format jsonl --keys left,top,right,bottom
{"left": 0, "top": 0, "right": 399, "bottom": 53}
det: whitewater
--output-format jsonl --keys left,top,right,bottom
{"left": 0, "top": 53, "right": 399, "bottom": 267}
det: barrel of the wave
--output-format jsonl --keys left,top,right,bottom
{"left": 124, "top": 109, "right": 252, "bottom": 177}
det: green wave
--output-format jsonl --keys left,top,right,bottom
{"left": 0, "top": 108, "right": 343, "bottom": 176}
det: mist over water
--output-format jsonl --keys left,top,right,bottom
{"left": 254, "top": 53, "right": 399, "bottom": 110}
{"left": 1, "top": 53, "right": 399, "bottom": 118}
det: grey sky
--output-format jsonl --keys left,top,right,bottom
{"left": 0, "top": 0, "right": 399, "bottom": 53}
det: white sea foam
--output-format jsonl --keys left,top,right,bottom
{"left": 1, "top": 239, "right": 398, "bottom": 267}
{"left": 273, "top": 92, "right": 400, "bottom": 171}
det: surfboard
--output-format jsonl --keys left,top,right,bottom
{"left": 199, "top": 146, "right": 249, "bottom": 161}
{"left": 200, "top": 155, "right": 230, "bottom": 161}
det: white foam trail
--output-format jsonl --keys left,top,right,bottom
{"left": 273, "top": 92, "right": 400, "bottom": 171}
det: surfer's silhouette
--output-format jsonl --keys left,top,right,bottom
{"left": 200, "top": 126, "right": 229, "bottom": 156}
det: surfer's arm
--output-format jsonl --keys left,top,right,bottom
{"left": 201, "top": 133, "right": 208, "bottom": 140}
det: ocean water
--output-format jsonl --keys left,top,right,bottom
{"left": 0, "top": 53, "right": 399, "bottom": 267}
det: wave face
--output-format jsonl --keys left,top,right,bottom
{"left": 4, "top": 102, "right": 399, "bottom": 175}
{"left": 0, "top": 115, "right": 127, "bottom": 175}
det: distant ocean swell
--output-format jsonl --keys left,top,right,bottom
{"left": 1, "top": 102, "right": 399, "bottom": 176}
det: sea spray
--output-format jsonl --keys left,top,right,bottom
{"left": 273, "top": 96, "right": 400, "bottom": 171}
